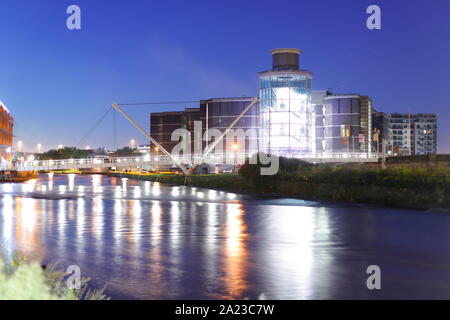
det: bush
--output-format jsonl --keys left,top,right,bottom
{"left": 0, "top": 259, "right": 75, "bottom": 300}
{"left": 278, "top": 157, "right": 312, "bottom": 172}
{"left": 0, "top": 256, "right": 109, "bottom": 300}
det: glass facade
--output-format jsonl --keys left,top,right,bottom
{"left": 259, "top": 72, "right": 313, "bottom": 156}
{"left": 320, "top": 96, "right": 362, "bottom": 153}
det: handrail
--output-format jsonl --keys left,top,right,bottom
{"left": 1, "top": 152, "right": 380, "bottom": 171}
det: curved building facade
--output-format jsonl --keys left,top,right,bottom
{"left": 0, "top": 101, "right": 13, "bottom": 161}
{"left": 315, "top": 94, "right": 372, "bottom": 155}
{"left": 259, "top": 49, "right": 314, "bottom": 156}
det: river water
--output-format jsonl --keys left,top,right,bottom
{"left": 0, "top": 174, "right": 449, "bottom": 299}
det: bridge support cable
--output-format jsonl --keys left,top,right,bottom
{"left": 111, "top": 103, "right": 189, "bottom": 176}
{"left": 199, "top": 97, "right": 259, "bottom": 164}
{"left": 113, "top": 110, "right": 118, "bottom": 152}
{"left": 116, "top": 100, "right": 200, "bottom": 106}
{"left": 70, "top": 106, "right": 113, "bottom": 158}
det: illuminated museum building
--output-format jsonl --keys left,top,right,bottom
{"left": 149, "top": 48, "right": 437, "bottom": 157}
{"left": 259, "top": 49, "right": 314, "bottom": 156}
{"left": 315, "top": 93, "right": 373, "bottom": 155}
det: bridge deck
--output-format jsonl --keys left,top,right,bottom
{"left": 0, "top": 153, "right": 379, "bottom": 172}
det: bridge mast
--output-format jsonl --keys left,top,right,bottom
{"left": 111, "top": 103, "right": 189, "bottom": 176}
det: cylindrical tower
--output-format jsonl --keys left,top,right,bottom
{"left": 259, "top": 49, "right": 314, "bottom": 157}
{"left": 272, "top": 48, "right": 301, "bottom": 71}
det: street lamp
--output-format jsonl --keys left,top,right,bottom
{"left": 130, "top": 139, "right": 135, "bottom": 149}
{"left": 154, "top": 147, "right": 159, "bottom": 172}
{"left": 37, "top": 143, "right": 42, "bottom": 153}
{"left": 6, "top": 147, "right": 12, "bottom": 166}
{"left": 232, "top": 143, "right": 238, "bottom": 172}
{"left": 18, "top": 140, "right": 23, "bottom": 152}
{"left": 58, "top": 144, "right": 63, "bottom": 150}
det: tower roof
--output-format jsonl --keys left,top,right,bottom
{"left": 271, "top": 48, "right": 302, "bottom": 55}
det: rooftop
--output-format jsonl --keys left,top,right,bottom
{"left": 271, "top": 48, "right": 302, "bottom": 55}
{"left": 0, "top": 100, "right": 11, "bottom": 114}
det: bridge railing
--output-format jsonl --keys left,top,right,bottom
{"left": 2, "top": 152, "right": 379, "bottom": 171}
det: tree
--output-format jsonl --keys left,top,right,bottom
{"left": 40, "top": 147, "right": 89, "bottom": 160}
{"left": 114, "top": 146, "right": 135, "bottom": 156}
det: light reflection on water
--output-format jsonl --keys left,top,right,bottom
{"left": 1, "top": 174, "right": 450, "bottom": 299}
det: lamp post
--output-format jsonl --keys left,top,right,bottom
{"left": 154, "top": 147, "right": 159, "bottom": 172}
{"left": 37, "top": 144, "right": 42, "bottom": 153}
{"left": 18, "top": 140, "right": 23, "bottom": 153}
{"left": 6, "top": 147, "right": 12, "bottom": 167}
{"left": 130, "top": 139, "right": 135, "bottom": 150}
{"left": 232, "top": 143, "right": 238, "bottom": 172}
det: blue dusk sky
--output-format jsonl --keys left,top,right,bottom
{"left": 0, "top": 0, "right": 449, "bottom": 152}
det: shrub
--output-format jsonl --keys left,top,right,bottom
{"left": 0, "top": 256, "right": 109, "bottom": 300}
{"left": 0, "top": 259, "right": 75, "bottom": 300}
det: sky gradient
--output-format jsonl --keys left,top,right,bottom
{"left": 0, "top": 0, "right": 449, "bottom": 153}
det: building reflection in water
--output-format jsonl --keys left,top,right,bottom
{"left": 13, "top": 196, "right": 44, "bottom": 261}
{"left": 169, "top": 201, "right": 180, "bottom": 249}
{"left": 221, "top": 202, "right": 249, "bottom": 299}
{"left": 47, "top": 173, "right": 54, "bottom": 191}
{"left": 76, "top": 197, "right": 86, "bottom": 243}
{"left": 1, "top": 195, "right": 14, "bottom": 262}
{"left": 0, "top": 173, "right": 336, "bottom": 300}
{"left": 258, "top": 205, "right": 332, "bottom": 299}
{"left": 68, "top": 174, "right": 75, "bottom": 192}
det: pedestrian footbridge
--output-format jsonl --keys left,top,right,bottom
{"left": 0, "top": 152, "right": 379, "bottom": 172}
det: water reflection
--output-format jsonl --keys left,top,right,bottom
{"left": 1, "top": 174, "right": 450, "bottom": 300}
{"left": 223, "top": 203, "right": 249, "bottom": 298}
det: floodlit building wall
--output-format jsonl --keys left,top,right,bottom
{"left": 200, "top": 98, "right": 259, "bottom": 158}
{"left": 259, "top": 49, "right": 314, "bottom": 157}
{"left": 0, "top": 102, "right": 14, "bottom": 161}
{"left": 150, "top": 108, "right": 201, "bottom": 155}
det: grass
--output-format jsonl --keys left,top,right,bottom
{"left": 110, "top": 164, "right": 450, "bottom": 209}
{"left": 0, "top": 255, "right": 109, "bottom": 300}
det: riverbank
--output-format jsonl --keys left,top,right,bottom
{"left": 0, "top": 171, "right": 38, "bottom": 183}
{"left": 109, "top": 167, "right": 450, "bottom": 210}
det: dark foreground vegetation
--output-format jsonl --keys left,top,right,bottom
{"left": 239, "top": 158, "right": 450, "bottom": 209}
{"left": 39, "top": 147, "right": 90, "bottom": 160}
{"left": 111, "top": 156, "right": 450, "bottom": 210}
{"left": 0, "top": 255, "right": 108, "bottom": 300}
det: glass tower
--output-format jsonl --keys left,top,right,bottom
{"left": 259, "top": 49, "right": 314, "bottom": 156}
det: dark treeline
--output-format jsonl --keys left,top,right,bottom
{"left": 39, "top": 147, "right": 89, "bottom": 160}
